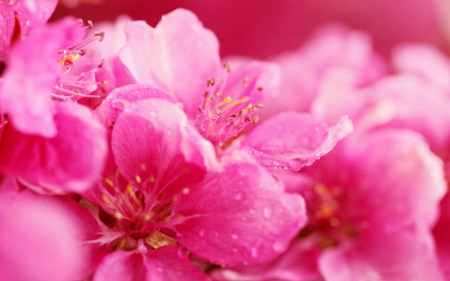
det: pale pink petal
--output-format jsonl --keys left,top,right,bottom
{"left": 0, "top": 101, "right": 107, "bottom": 194}
{"left": 93, "top": 247, "right": 209, "bottom": 281}
{"left": 94, "top": 84, "right": 174, "bottom": 128}
{"left": 342, "top": 129, "right": 446, "bottom": 229}
{"left": 172, "top": 160, "right": 306, "bottom": 265}
{"left": 242, "top": 112, "right": 352, "bottom": 171}
{"left": 0, "top": 186, "right": 104, "bottom": 281}
{"left": 392, "top": 43, "right": 450, "bottom": 92}
{"left": 120, "top": 9, "right": 221, "bottom": 118}
{"left": 0, "top": 17, "right": 84, "bottom": 137}
{"left": 111, "top": 99, "right": 217, "bottom": 198}
{"left": 319, "top": 225, "right": 444, "bottom": 281}
{"left": 211, "top": 238, "right": 321, "bottom": 281}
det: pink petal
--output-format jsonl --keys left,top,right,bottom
{"left": 211, "top": 238, "right": 320, "bottom": 281}
{"left": 242, "top": 112, "right": 352, "bottom": 171}
{"left": 111, "top": 98, "right": 217, "bottom": 198}
{"left": 172, "top": 159, "right": 306, "bottom": 265}
{"left": 0, "top": 101, "right": 107, "bottom": 194}
{"left": 343, "top": 129, "right": 446, "bottom": 229}
{"left": 0, "top": 17, "right": 85, "bottom": 137}
{"left": 392, "top": 43, "right": 450, "bottom": 92}
{"left": 94, "top": 84, "right": 174, "bottom": 128}
{"left": 93, "top": 247, "right": 209, "bottom": 281}
{"left": 120, "top": 9, "right": 221, "bottom": 118}
{"left": 319, "top": 225, "right": 444, "bottom": 281}
{"left": 0, "top": 185, "right": 104, "bottom": 281}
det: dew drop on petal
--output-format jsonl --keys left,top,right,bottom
{"left": 273, "top": 240, "right": 287, "bottom": 253}
{"left": 251, "top": 247, "right": 259, "bottom": 258}
{"left": 263, "top": 206, "right": 273, "bottom": 219}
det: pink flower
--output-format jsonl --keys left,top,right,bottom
{"left": 118, "top": 9, "right": 352, "bottom": 171}
{"left": 213, "top": 130, "right": 446, "bottom": 280}
{"left": 0, "top": 17, "right": 108, "bottom": 194}
{"left": 84, "top": 96, "right": 306, "bottom": 279}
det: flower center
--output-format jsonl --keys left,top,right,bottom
{"left": 299, "top": 183, "right": 368, "bottom": 250}
{"left": 194, "top": 63, "right": 264, "bottom": 147}
{"left": 53, "top": 20, "right": 107, "bottom": 101}
{"left": 96, "top": 168, "right": 183, "bottom": 253}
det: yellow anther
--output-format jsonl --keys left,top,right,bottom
{"left": 216, "top": 96, "right": 232, "bottom": 107}
{"left": 149, "top": 175, "right": 155, "bottom": 183}
{"left": 104, "top": 178, "right": 114, "bottom": 187}
{"left": 126, "top": 183, "right": 140, "bottom": 204}
{"left": 223, "top": 97, "right": 249, "bottom": 111}
{"left": 182, "top": 188, "right": 190, "bottom": 195}
{"left": 102, "top": 194, "right": 114, "bottom": 206}
{"left": 135, "top": 176, "right": 142, "bottom": 184}
{"left": 144, "top": 212, "right": 154, "bottom": 221}
{"left": 114, "top": 211, "right": 124, "bottom": 219}
{"left": 59, "top": 54, "right": 80, "bottom": 65}
{"left": 140, "top": 164, "right": 147, "bottom": 171}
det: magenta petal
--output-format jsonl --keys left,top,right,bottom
{"left": 0, "top": 17, "right": 85, "bottom": 137}
{"left": 94, "top": 84, "right": 174, "bottom": 128}
{"left": 120, "top": 9, "right": 221, "bottom": 118}
{"left": 93, "top": 247, "right": 209, "bottom": 281}
{"left": 173, "top": 161, "right": 306, "bottom": 265}
{"left": 0, "top": 101, "right": 107, "bottom": 194}
{"left": 242, "top": 112, "right": 353, "bottom": 170}
{"left": 345, "top": 129, "right": 446, "bottom": 229}
{"left": 112, "top": 99, "right": 217, "bottom": 197}
{"left": 319, "top": 226, "right": 444, "bottom": 281}
{"left": 212, "top": 238, "right": 320, "bottom": 281}
{"left": 0, "top": 187, "right": 103, "bottom": 281}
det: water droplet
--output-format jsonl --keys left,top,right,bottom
{"left": 198, "top": 229, "right": 205, "bottom": 237}
{"left": 232, "top": 234, "right": 239, "bottom": 240}
{"left": 263, "top": 206, "right": 273, "bottom": 219}
{"left": 235, "top": 192, "right": 244, "bottom": 200}
{"left": 273, "top": 240, "right": 287, "bottom": 253}
{"left": 251, "top": 247, "right": 259, "bottom": 258}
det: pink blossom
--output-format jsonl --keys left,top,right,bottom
{"left": 0, "top": 17, "right": 108, "bottom": 194}
{"left": 84, "top": 97, "right": 306, "bottom": 278}
{"left": 213, "top": 130, "right": 446, "bottom": 280}
{"left": 119, "top": 9, "right": 352, "bottom": 170}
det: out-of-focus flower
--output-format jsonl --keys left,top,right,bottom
{"left": 0, "top": 17, "right": 107, "bottom": 194}
{"left": 0, "top": 176, "right": 105, "bottom": 281}
{"left": 0, "top": 0, "right": 58, "bottom": 60}
{"left": 213, "top": 129, "right": 446, "bottom": 280}
{"left": 52, "top": 0, "right": 449, "bottom": 59}
{"left": 84, "top": 95, "right": 306, "bottom": 279}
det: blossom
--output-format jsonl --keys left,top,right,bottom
{"left": 119, "top": 9, "right": 352, "bottom": 171}
{"left": 213, "top": 130, "right": 446, "bottom": 280}
{"left": 0, "top": 17, "right": 108, "bottom": 194}
{"left": 84, "top": 95, "right": 306, "bottom": 279}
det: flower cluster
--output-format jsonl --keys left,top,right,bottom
{"left": 1, "top": 1, "right": 450, "bottom": 280}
